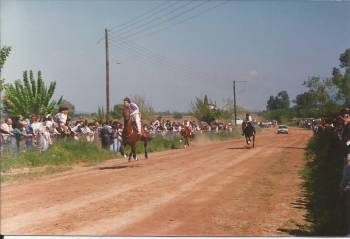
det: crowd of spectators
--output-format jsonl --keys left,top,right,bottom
{"left": 0, "top": 109, "right": 241, "bottom": 156}
{"left": 307, "top": 107, "right": 350, "bottom": 192}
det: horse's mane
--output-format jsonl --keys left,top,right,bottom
{"left": 123, "top": 105, "right": 131, "bottom": 121}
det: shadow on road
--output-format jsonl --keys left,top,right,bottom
{"left": 98, "top": 165, "right": 130, "bottom": 170}
{"left": 277, "top": 225, "right": 311, "bottom": 236}
{"left": 277, "top": 186, "right": 312, "bottom": 236}
{"left": 227, "top": 147, "right": 248, "bottom": 150}
{"left": 273, "top": 146, "right": 306, "bottom": 150}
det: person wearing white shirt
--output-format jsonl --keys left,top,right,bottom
{"left": 1, "top": 118, "right": 13, "bottom": 142}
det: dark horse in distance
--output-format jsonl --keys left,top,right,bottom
{"left": 242, "top": 121, "right": 256, "bottom": 148}
{"left": 121, "top": 106, "right": 150, "bottom": 161}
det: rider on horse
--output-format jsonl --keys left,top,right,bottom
{"left": 123, "top": 97, "right": 142, "bottom": 136}
{"left": 242, "top": 113, "right": 253, "bottom": 136}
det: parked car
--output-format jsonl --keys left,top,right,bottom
{"left": 277, "top": 125, "right": 289, "bottom": 134}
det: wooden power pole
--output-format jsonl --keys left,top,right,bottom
{"left": 233, "top": 81, "right": 237, "bottom": 126}
{"left": 233, "top": 80, "right": 247, "bottom": 126}
{"left": 105, "top": 28, "right": 110, "bottom": 122}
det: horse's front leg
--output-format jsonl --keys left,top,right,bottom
{"left": 128, "top": 150, "right": 133, "bottom": 162}
{"left": 252, "top": 134, "right": 255, "bottom": 148}
{"left": 132, "top": 145, "right": 137, "bottom": 160}
{"left": 144, "top": 140, "right": 148, "bottom": 159}
{"left": 120, "top": 144, "right": 125, "bottom": 156}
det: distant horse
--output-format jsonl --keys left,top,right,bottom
{"left": 121, "top": 106, "right": 150, "bottom": 161}
{"left": 242, "top": 121, "right": 256, "bottom": 148}
{"left": 180, "top": 126, "right": 193, "bottom": 148}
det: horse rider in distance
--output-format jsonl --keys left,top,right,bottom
{"left": 123, "top": 97, "right": 142, "bottom": 136}
{"left": 242, "top": 113, "right": 253, "bottom": 136}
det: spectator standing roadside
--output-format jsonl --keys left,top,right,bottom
{"left": 100, "top": 123, "right": 112, "bottom": 150}
{"left": 24, "top": 121, "right": 33, "bottom": 151}
{"left": 41, "top": 126, "right": 52, "bottom": 151}
{"left": 12, "top": 116, "right": 26, "bottom": 153}
{"left": 110, "top": 122, "right": 121, "bottom": 153}
{"left": 1, "top": 118, "right": 13, "bottom": 144}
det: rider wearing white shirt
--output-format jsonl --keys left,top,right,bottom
{"left": 123, "top": 97, "right": 142, "bottom": 135}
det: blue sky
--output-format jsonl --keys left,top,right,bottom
{"left": 1, "top": 0, "right": 349, "bottom": 113}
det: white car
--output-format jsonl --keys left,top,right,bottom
{"left": 235, "top": 118, "right": 243, "bottom": 125}
{"left": 277, "top": 125, "right": 289, "bottom": 134}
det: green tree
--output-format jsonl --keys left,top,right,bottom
{"left": 0, "top": 46, "right": 12, "bottom": 121}
{"left": 3, "top": 70, "right": 62, "bottom": 117}
{"left": 0, "top": 46, "right": 11, "bottom": 68}
{"left": 266, "top": 91, "right": 290, "bottom": 111}
{"left": 332, "top": 49, "right": 350, "bottom": 104}
{"left": 294, "top": 76, "right": 335, "bottom": 117}
{"left": 192, "top": 95, "right": 220, "bottom": 124}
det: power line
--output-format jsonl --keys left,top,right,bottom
{"left": 111, "top": 0, "right": 210, "bottom": 41}
{"left": 109, "top": 1, "right": 173, "bottom": 32}
{"left": 132, "top": 0, "right": 230, "bottom": 40}
{"left": 96, "top": 1, "right": 188, "bottom": 45}
{"left": 98, "top": 0, "right": 228, "bottom": 44}
{"left": 108, "top": 33, "right": 210, "bottom": 75}
{"left": 108, "top": 37, "right": 215, "bottom": 83}
{"left": 108, "top": 39, "right": 214, "bottom": 86}
{"left": 110, "top": 1, "right": 185, "bottom": 35}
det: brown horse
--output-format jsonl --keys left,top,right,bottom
{"left": 180, "top": 126, "right": 193, "bottom": 148}
{"left": 122, "top": 106, "right": 150, "bottom": 161}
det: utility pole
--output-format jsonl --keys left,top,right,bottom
{"left": 233, "top": 81, "right": 237, "bottom": 126}
{"left": 0, "top": 30, "right": 2, "bottom": 124}
{"left": 105, "top": 28, "right": 110, "bottom": 122}
{"left": 233, "top": 80, "right": 247, "bottom": 126}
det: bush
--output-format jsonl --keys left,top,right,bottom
{"left": 302, "top": 131, "right": 347, "bottom": 235}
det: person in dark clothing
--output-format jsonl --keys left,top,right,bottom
{"left": 99, "top": 123, "right": 113, "bottom": 150}
{"left": 11, "top": 116, "right": 26, "bottom": 153}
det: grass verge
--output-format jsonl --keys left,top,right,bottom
{"left": 300, "top": 130, "right": 347, "bottom": 236}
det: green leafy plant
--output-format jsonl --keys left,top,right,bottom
{"left": 3, "top": 70, "right": 62, "bottom": 117}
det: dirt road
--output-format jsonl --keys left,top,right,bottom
{"left": 1, "top": 128, "right": 312, "bottom": 236}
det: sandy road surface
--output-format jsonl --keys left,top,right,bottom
{"left": 1, "top": 128, "right": 312, "bottom": 236}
